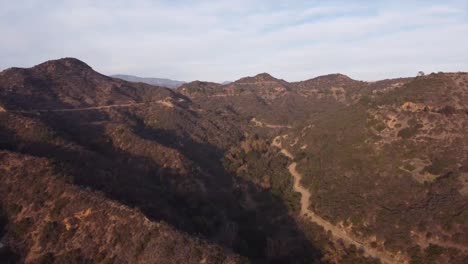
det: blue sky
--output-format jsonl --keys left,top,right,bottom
{"left": 1, "top": 0, "right": 467, "bottom": 82}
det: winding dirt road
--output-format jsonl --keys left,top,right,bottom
{"left": 272, "top": 136, "right": 403, "bottom": 264}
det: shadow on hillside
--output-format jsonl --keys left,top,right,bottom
{"left": 1, "top": 112, "right": 324, "bottom": 263}
{"left": 0, "top": 205, "right": 20, "bottom": 264}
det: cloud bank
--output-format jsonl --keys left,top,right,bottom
{"left": 1, "top": 0, "right": 467, "bottom": 82}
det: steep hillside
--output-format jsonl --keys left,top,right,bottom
{"left": 179, "top": 73, "right": 349, "bottom": 130}
{"left": 181, "top": 70, "right": 468, "bottom": 263}
{"left": 179, "top": 73, "right": 414, "bottom": 132}
{"left": 278, "top": 72, "right": 468, "bottom": 263}
{"left": 0, "top": 58, "right": 325, "bottom": 263}
{"left": 0, "top": 58, "right": 186, "bottom": 112}
{"left": 0, "top": 151, "right": 244, "bottom": 264}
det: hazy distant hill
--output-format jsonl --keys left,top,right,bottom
{"left": 111, "top": 74, "right": 185, "bottom": 89}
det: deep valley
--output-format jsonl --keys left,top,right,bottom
{"left": 0, "top": 58, "right": 467, "bottom": 264}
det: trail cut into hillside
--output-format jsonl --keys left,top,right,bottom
{"left": 2, "top": 100, "right": 177, "bottom": 114}
{"left": 251, "top": 118, "right": 292, "bottom": 129}
{"left": 272, "top": 136, "right": 405, "bottom": 264}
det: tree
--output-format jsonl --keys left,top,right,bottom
{"left": 417, "top": 71, "right": 425, "bottom": 77}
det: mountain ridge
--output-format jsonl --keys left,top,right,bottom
{"left": 1, "top": 57, "right": 467, "bottom": 264}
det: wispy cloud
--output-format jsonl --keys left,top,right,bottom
{"left": 1, "top": 0, "right": 467, "bottom": 81}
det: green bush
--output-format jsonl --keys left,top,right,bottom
{"left": 37, "top": 253, "right": 55, "bottom": 264}
{"left": 134, "top": 231, "right": 152, "bottom": 257}
{"left": 13, "top": 217, "right": 32, "bottom": 238}
{"left": 425, "top": 244, "right": 445, "bottom": 262}
{"left": 55, "top": 249, "right": 93, "bottom": 264}
{"left": 424, "top": 157, "right": 453, "bottom": 175}
{"left": 437, "top": 105, "right": 456, "bottom": 116}
{"left": 8, "top": 204, "right": 22, "bottom": 215}
{"left": 40, "top": 221, "right": 63, "bottom": 246}
{"left": 245, "top": 151, "right": 261, "bottom": 163}
{"left": 0, "top": 207, "right": 6, "bottom": 235}
{"left": 51, "top": 198, "right": 69, "bottom": 218}
{"left": 359, "top": 95, "right": 373, "bottom": 106}
{"left": 294, "top": 151, "right": 307, "bottom": 162}
{"left": 403, "top": 163, "right": 416, "bottom": 171}
{"left": 398, "top": 126, "right": 418, "bottom": 139}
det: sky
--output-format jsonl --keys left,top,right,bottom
{"left": 1, "top": 0, "right": 467, "bottom": 82}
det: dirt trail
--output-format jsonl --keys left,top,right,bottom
{"left": 4, "top": 102, "right": 146, "bottom": 113}
{"left": 3, "top": 100, "right": 175, "bottom": 114}
{"left": 251, "top": 118, "right": 292, "bottom": 129}
{"left": 272, "top": 136, "right": 404, "bottom": 264}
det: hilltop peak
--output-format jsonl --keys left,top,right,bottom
{"left": 235, "top": 72, "right": 281, "bottom": 83}
{"left": 183, "top": 80, "right": 220, "bottom": 87}
{"left": 253, "top": 72, "right": 277, "bottom": 80}
{"left": 0, "top": 58, "right": 89, "bottom": 77}
{"left": 34, "top": 57, "right": 93, "bottom": 73}
{"left": 313, "top": 73, "right": 353, "bottom": 81}
{"left": 295, "top": 73, "right": 359, "bottom": 86}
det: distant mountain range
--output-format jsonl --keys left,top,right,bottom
{"left": 111, "top": 74, "right": 185, "bottom": 89}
